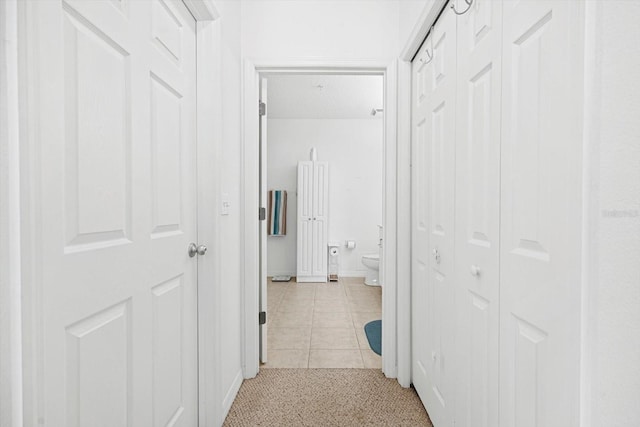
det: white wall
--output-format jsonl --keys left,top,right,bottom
{"left": 241, "top": 0, "right": 400, "bottom": 61}
{"left": 267, "top": 119, "right": 383, "bottom": 277}
{"left": 398, "top": 0, "right": 432, "bottom": 52}
{"left": 584, "top": 2, "right": 640, "bottom": 426}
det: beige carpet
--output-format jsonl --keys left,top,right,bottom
{"left": 223, "top": 369, "right": 433, "bottom": 426}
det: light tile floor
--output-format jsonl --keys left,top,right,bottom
{"left": 264, "top": 276, "right": 382, "bottom": 369}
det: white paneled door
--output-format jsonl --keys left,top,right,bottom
{"left": 453, "top": 1, "right": 502, "bottom": 426}
{"left": 411, "top": 5, "right": 457, "bottom": 427}
{"left": 30, "top": 0, "right": 198, "bottom": 425}
{"left": 500, "top": 1, "right": 583, "bottom": 426}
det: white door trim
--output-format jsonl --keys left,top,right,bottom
{"left": 0, "top": 1, "right": 23, "bottom": 426}
{"left": 241, "top": 59, "right": 401, "bottom": 379}
{"left": 14, "top": 1, "right": 222, "bottom": 426}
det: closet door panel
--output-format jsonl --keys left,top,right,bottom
{"left": 424, "top": 6, "right": 458, "bottom": 427}
{"left": 411, "top": 34, "right": 434, "bottom": 411}
{"left": 454, "top": 1, "right": 503, "bottom": 427}
{"left": 500, "top": 2, "right": 583, "bottom": 426}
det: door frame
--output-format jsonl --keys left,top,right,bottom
{"left": 396, "top": 0, "right": 450, "bottom": 389}
{"left": 12, "top": 1, "right": 224, "bottom": 426}
{"left": 241, "top": 59, "right": 401, "bottom": 380}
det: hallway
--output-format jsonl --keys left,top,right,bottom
{"left": 223, "top": 369, "right": 432, "bottom": 426}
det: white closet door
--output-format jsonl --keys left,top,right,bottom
{"left": 412, "top": 5, "right": 458, "bottom": 426}
{"left": 31, "top": 0, "right": 198, "bottom": 425}
{"left": 311, "top": 161, "right": 329, "bottom": 278}
{"left": 297, "top": 161, "right": 313, "bottom": 278}
{"left": 500, "top": 1, "right": 584, "bottom": 426}
{"left": 411, "top": 28, "right": 434, "bottom": 416}
{"left": 453, "top": 1, "right": 502, "bottom": 426}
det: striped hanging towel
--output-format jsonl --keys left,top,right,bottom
{"left": 268, "top": 190, "right": 287, "bottom": 236}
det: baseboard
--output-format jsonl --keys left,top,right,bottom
{"left": 221, "top": 369, "right": 243, "bottom": 422}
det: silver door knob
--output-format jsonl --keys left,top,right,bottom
{"left": 188, "top": 243, "right": 207, "bottom": 257}
{"left": 470, "top": 265, "right": 481, "bottom": 277}
{"left": 188, "top": 243, "right": 197, "bottom": 257}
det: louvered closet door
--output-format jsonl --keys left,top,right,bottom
{"left": 500, "top": 1, "right": 584, "bottom": 426}
{"left": 411, "top": 4, "right": 457, "bottom": 426}
{"left": 453, "top": 1, "right": 502, "bottom": 426}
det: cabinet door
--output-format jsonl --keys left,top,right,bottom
{"left": 297, "top": 162, "right": 313, "bottom": 278}
{"left": 500, "top": 1, "right": 584, "bottom": 426}
{"left": 453, "top": 1, "right": 503, "bottom": 426}
{"left": 312, "top": 162, "right": 328, "bottom": 278}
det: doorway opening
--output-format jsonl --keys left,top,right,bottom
{"left": 241, "top": 61, "right": 402, "bottom": 380}
{"left": 260, "top": 73, "right": 385, "bottom": 369}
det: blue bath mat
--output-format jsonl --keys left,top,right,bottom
{"left": 364, "top": 320, "right": 382, "bottom": 356}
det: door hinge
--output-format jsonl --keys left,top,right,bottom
{"left": 259, "top": 311, "right": 267, "bottom": 325}
{"left": 259, "top": 207, "right": 266, "bottom": 221}
{"left": 259, "top": 101, "right": 266, "bottom": 116}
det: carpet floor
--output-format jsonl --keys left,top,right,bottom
{"left": 223, "top": 369, "right": 433, "bottom": 426}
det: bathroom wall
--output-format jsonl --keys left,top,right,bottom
{"left": 267, "top": 118, "right": 383, "bottom": 277}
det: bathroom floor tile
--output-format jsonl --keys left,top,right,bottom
{"left": 361, "top": 349, "right": 382, "bottom": 369}
{"left": 348, "top": 299, "right": 382, "bottom": 313}
{"left": 263, "top": 349, "right": 309, "bottom": 368}
{"left": 310, "top": 327, "right": 359, "bottom": 350}
{"left": 314, "top": 298, "right": 349, "bottom": 313}
{"left": 308, "top": 350, "right": 364, "bottom": 369}
{"left": 355, "top": 327, "right": 374, "bottom": 350}
{"left": 270, "top": 311, "right": 314, "bottom": 328}
{"left": 346, "top": 287, "right": 382, "bottom": 299}
{"left": 315, "top": 286, "right": 347, "bottom": 300}
{"left": 267, "top": 275, "right": 382, "bottom": 369}
{"left": 351, "top": 312, "right": 382, "bottom": 329}
{"left": 279, "top": 297, "right": 315, "bottom": 311}
{"left": 312, "top": 311, "right": 353, "bottom": 328}
{"left": 268, "top": 327, "right": 312, "bottom": 350}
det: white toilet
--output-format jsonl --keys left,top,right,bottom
{"left": 361, "top": 254, "right": 380, "bottom": 286}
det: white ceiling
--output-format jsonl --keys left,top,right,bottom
{"left": 266, "top": 74, "right": 384, "bottom": 119}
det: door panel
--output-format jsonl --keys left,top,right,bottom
{"left": 411, "top": 37, "right": 431, "bottom": 409}
{"left": 500, "top": 1, "right": 583, "bottom": 426}
{"left": 426, "top": 7, "right": 457, "bottom": 427}
{"left": 32, "top": 1, "right": 198, "bottom": 425}
{"left": 412, "top": 4, "right": 457, "bottom": 426}
{"left": 454, "top": 1, "right": 502, "bottom": 426}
